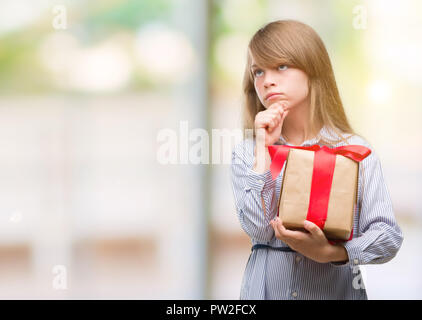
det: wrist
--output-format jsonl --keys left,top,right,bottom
{"left": 253, "top": 143, "right": 270, "bottom": 173}
{"left": 326, "top": 243, "right": 349, "bottom": 263}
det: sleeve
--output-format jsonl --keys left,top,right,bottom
{"left": 331, "top": 150, "right": 404, "bottom": 267}
{"left": 230, "top": 141, "right": 280, "bottom": 242}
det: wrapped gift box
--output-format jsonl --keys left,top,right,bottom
{"left": 268, "top": 144, "right": 371, "bottom": 241}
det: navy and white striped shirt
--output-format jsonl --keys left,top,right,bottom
{"left": 230, "top": 125, "right": 404, "bottom": 299}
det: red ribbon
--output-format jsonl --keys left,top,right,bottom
{"left": 268, "top": 144, "right": 371, "bottom": 242}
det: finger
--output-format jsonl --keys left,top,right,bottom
{"left": 256, "top": 115, "right": 276, "bottom": 130}
{"left": 262, "top": 117, "right": 277, "bottom": 131}
{"left": 264, "top": 110, "right": 282, "bottom": 123}
{"left": 269, "top": 103, "right": 286, "bottom": 121}
{"left": 262, "top": 115, "right": 279, "bottom": 131}
{"left": 303, "top": 220, "right": 324, "bottom": 238}
{"left": 272, "top": 219, "right": 290, "bottom": 242}
{"left": 269, "top": 118, "right": 281, "bottom": 132}
{"left": 267, "top": 102, "right": 280, "bottom": 110}
{"left": 268, "top": 109, "right": 282, "bottom": 123}
{"left": 263, "top": 111, "right": 282, "bottom": 132}
{"left": 270, "top": 220, "right": 284, "bottom": 240}
{"left": 276, "top": 219, "right": 304, "bottom": 240}
{"left": 268, "top": 101, "right": 285, "bottom": 111}
{"left": 263, "top": 108, "right": 282, "bottom": 120}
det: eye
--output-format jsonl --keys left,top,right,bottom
{"left": 278, "top": 65, "right": 288, "bottom": 71}
{"left": 253, "top": 69, "right": 264, "bottom": 77}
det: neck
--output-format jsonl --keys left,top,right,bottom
{"left": 281, "top": 98, "right": 321, "bottom": 145}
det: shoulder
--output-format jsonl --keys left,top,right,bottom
{"left": 322, "top": 126, "right": 370, "bottom": 148}
{"left": 326, "top": 130, "right": 380, "bottom": 169}
{"left": 342, "top": 134, "right": 382, "bottom": 171}
{"left": 341, "top": 134, "right": 373, "bottom": 150}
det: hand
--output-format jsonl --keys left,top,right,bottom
{"left": 254, "top": 101, "right": 289, "bottom": 147}
{"left": 270, "top": 217, "right": 335, "bottom": 263}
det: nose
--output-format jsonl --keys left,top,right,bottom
{"left": 263, "top": 70, "right": 277, "bottom": 88}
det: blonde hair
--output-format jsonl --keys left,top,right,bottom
{"left": 242, "top": 19, "right": 357, "bottom": 146}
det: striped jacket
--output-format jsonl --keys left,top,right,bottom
{"left": 230, "top": 126, "right": 404, "bottom": 299}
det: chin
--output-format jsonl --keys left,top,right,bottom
{"left": 273, "top": 98, "right": 290, "bottom": 108}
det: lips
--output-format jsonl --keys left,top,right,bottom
{"left": 265, "top": 92, "right": 283, "bottom": 100}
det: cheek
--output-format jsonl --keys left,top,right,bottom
{"left": 254, "top": 79, "right": 264, "bottom": 100}
{"left": 286, "top": 73, "right": 309, "bottom": 100}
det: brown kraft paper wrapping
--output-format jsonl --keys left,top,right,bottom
{"left": 277, "top": 148, "right": 359, "bottom": 240}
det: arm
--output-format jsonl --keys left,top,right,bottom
{"left": 331, "top": 150, "right": 404, "bottom": 266}
{"left": 328, "top": 243, "right": 349, "bottom": 263}
{"left": 230, "top": 141, "right": 281, "bottom": 242}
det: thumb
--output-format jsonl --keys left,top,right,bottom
{"left": 303, "top": 220, "right": 323, "bottom": 236}
{"left": 276, "top": 109, "right": 288, "bottom": 129}
{"left": 281, "top": 109, "right": 289, "bottom": 123}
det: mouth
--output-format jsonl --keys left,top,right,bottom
{"left": 265, "top": 93, "right": 283, "bottom": 101}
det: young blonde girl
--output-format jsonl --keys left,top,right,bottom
{"left": 230, "top": 20, "right": 403, "bottom": 300}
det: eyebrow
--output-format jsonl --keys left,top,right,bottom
{"left": 251, "top": 61, "right": 290, "bottom": 69}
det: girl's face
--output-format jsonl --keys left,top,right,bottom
{"left": 251, "top": 56, "right": 310, "bottom": 110}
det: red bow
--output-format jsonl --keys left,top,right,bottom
{"left": 268, "top": 144, "right": 371, "bottom": 242}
